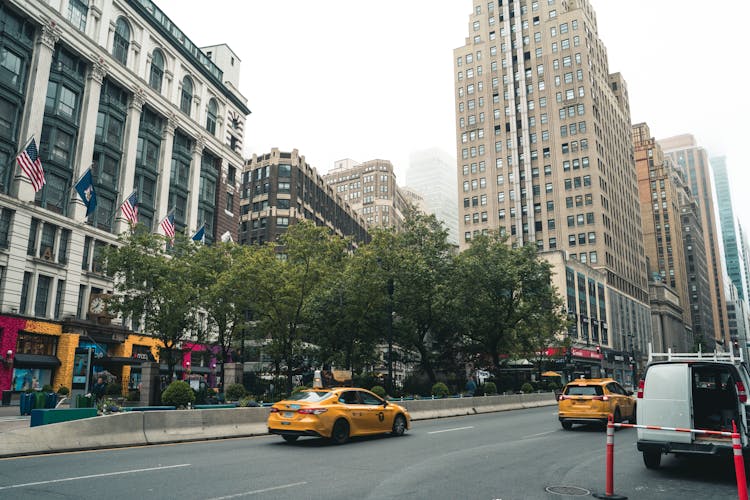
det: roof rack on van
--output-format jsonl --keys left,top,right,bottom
{"left": 647, "top": 342, "right": 744, "bottom": 364}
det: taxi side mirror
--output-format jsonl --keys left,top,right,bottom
{"left": 626, "top": 390, "right": 633, "bottom": 396}
{"left": 382, "top": 400, "right": 389, "bottom": 407}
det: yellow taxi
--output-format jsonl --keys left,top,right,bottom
{"left": 558, "top": 377, "right": 636, "bottom": 430}
{"left": 267, "top": 387, "right": 411, "bottom": 444}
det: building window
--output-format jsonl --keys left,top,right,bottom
{"left": 35, "top": 274, "right": 51, "bottom": 317}
{"left": 180, "top": 76, "right": 193, "bottom": 115}
{"left": 206, "top": 98, "right": 218, "bottom": 135}
{"left": 16, "top": 331, "right": 58, "bottom": 356}
{"left": 112, "top": 17, "right": 130, "bottom": 65}
{"left": 149, "top": 49, "right": 164, "bottom": 92}
{"left": 67, "top": 0, "right": 87, "bottom": 32}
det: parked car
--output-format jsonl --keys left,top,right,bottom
{"left": 636, "top": 346, "right": 750, "bottom": 469}
{"left": 558, "top": 377, "right": 636, "bottom": 430}
{"left": 267, "top": 387, "right": 410, "bottom": 444}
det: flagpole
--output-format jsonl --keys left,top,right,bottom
{"left": 12, "top": 137, "right": 36, "bottom": 181}
{"left": 13, "top": 137, "right": 34, "bottom": 159}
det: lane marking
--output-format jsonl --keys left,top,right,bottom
{"left": 428, "top": 426, "right": 474, "bottom": 434}
{"left": 206, "top": 481, "right": 308, "bottom": 499}
{"left": 522, "top": 430, "right": 556, "bottom": 439}
{"left": 0, "top": 463, "right": 191, "bottom": 490}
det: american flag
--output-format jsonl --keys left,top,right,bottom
{"left": 120, "top": 191, "right": 138, "bottom": 225}
{"left": 160, "top": 212, "right": 175, "bottom": 241}
{"left": 16, "top": 138, "right": 46, "bottom": 192}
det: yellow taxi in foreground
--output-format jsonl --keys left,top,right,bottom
{"left": 558, "top": 377, "right": 636, "bottom": 430}
{"left": 267, "top": 387, "right": 410, "bottom": 444}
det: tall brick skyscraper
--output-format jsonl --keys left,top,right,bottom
{"left": 453, "top": 0, "right": 650, "bottom": 358}
{"left": 660, "top": 135, "right": 730, "bottom": 348}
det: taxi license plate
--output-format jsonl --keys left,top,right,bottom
{"left": 283, "top": 411, "right": 294, "bottom": 418}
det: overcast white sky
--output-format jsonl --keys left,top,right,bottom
{"left": 156, "top": 0, "right": 750, "bottom": 230}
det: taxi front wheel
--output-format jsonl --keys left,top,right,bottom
{"left": 331, "top": 420, "right": 349, "bottom": 445}
{"left": 391, "top": 415, "right": 406, "bottom": 436}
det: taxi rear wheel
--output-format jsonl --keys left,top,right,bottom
{"left": 282, "top": 435, "right": 299, "bottom": 443}
{"left": 561, "top": 421, "right": 572, "bottom": 430}
{"left": 391, "top": 415, "right": 406, "bottom": 436}
{"left": 331, "top": 419, "right": 349, "bottom": 445}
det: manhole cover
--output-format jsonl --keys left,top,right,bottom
{"left": 545, "top": 485, "right": 591, "bottom": 496}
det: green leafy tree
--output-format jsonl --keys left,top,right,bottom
{"left": 451, "top": 232, "right": 561, "bottom": 377}
{"left": 249, "top": 221, "right": 347, "bottom": 393}
{"left": 371, "top": 210, "right": 457, "bottom": 385}
{"left": 190, "top": 242, "right": 255, "bottom": 390}
{"left": 307, "top": 244, "right": 384, "bottom": 373}
{"left": 102, "top": 228, "right": 201, "bottom": 379}
{"left": 517, "top": 284, "right": 569, "bottom": 380}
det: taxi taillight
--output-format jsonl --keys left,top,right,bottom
{"left": 637, "top": 379, "right": 644, "bottom": 399}
{"left": 592, "top": 395, "right": 609, "bottom": 401}
{"left": 297, "top": 408, "right": 327, "bottom": 415}
{"left": 269, "top": 407, "right": 279, "bottom": 413}
{"left": 736, "top": 381, "right": 748, "bottom": 403}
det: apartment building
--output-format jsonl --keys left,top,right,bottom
{"left": 239, "top": 149, "right": 368, "bottom": 246}
{"left": 632, "top": 123, "right": 691, "bottom": 350}
{"left": 323, "top": 158, "right": 409, "bottom": 231}
{"left": 454, "top": 0, "right": 650, "bottom": 357}
{"left": 660, "top": 135, "right": 729, "bottom": 347}
{"left": 0, "top": 0, "right": 248, "bottom": 393}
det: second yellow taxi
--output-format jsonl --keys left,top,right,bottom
{"left": 558, "top": 377, "right": 636, "bottom": 430}
{"left": 267, "top": 387, "right": 410, "bottom": 444}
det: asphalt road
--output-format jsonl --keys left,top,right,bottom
{"left": 0, "top": 406, "right": 743, "bottom": 499}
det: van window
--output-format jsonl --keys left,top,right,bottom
{"left": 564, "top": 385, "right": 603, "bottom": 396}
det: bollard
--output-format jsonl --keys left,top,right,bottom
{"left": 593, "top": 414, "right": 627, "bottom": 499}
{"left": 732, "top": 421, "right": 748, "bottom": 500}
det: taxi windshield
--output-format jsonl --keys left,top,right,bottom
{"left": 287, "top": 391, "right": 331, "bottom": 402}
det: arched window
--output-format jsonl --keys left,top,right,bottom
{"left": 180, "top": 75, "right": 193, "bottom": 115}
{"left": 149, "top": 49, "right": 164, "bottom": 92}
{"left": 206, "top": 98, "right": 217, "bottom": 135}
{"left": 112, "top": 17, "right": 130, "bottom": 65}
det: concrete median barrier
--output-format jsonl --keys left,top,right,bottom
{"left": 399, "top": 392, "right": 556, "bottom": 420}
{"left": 1, "top": 412, "right": 146, "bottom": 457}
{"left": 0, "top": 392, "right": 555, "bottom": 457}
{"left": 143, "top": 407, "right": 269, "bottom": 444}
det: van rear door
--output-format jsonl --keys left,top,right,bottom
{"left": 637, "top": 363, "right": 692, "bottom": 444}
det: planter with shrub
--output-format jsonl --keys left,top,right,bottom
{"left": 431, "top": 382, "right": 449, "bottom": 398}
{"left": 370, "top": 385, "right": 386, "bottom": 398}
{"left": 225, "top": 383, "right": 247, "bottom": 402}
{"left": 520, "top": 382, "right": 534, "bottom": 394}
{"left": 483, "top": 381, "right": 497, "bottom": 395}
{"left": 161, "top": 380, "right": 195, "bottom": 408}
{"left": 57, "top": 385, "right": 70, "bottom": 396}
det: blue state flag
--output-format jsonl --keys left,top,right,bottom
{"left": 191, "top": 224, "right": 205, "bottom": 243}
{"left": 74, "top": 167, "right": 97, "bottom": 216}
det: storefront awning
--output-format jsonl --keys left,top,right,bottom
{"left": 13, "top": 354, "right": 61, "bottom": 367}
{"left": 98, "top": 356, "right": 143, "bottom": 366}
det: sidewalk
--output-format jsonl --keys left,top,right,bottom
{"left": 0, "top": 405, "right": 30, "bottom": 432}
{"left": 0, "top": 399, "right": 75, "bottom": 433}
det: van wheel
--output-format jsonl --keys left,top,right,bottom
{"left": 643, "top": 450, "right": 661, "bottom": 469}
{"left": 331, "top": 419, "right": 349, "bottom": 445}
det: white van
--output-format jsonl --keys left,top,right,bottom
{"left": 636, "top": 345, "right": 750, "bottom": 469}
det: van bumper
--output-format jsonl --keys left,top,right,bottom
{"left": 637, "top": 439, "right": 734, "bottom": 457}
